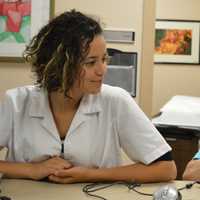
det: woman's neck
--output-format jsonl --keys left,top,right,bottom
{"left": 49, "top": 90, "right": 83, "bottom": 113}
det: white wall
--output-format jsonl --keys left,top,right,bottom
{"left": 0, "top": 62, "right": 32, "bottom": 99}
{"left": 152, "top": 0, "right": 200, "bottom": 115}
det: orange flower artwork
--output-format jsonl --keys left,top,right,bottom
{"left": 155, "top": 29, "right": 192, "bottom": 55}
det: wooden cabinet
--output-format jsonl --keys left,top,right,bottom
{"left": 156, "top": 126, "right": 199, "bottom": 180}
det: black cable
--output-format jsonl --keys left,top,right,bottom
{"left": 129, "top": 187, "right": 153, "bottom": 196}
{"left": 83, "top": 180, "right": 200, "bottom": 200}
{"left": 83, "top": 181, "right": 135, "bottom": 192}
{"left": 178, "top": 181, "right": 200, "bottom": 191}
{"left": 83, "top": 182, "right": 118, "bottom": 200}
{"left": 83, "top": 191, "right": 107, "bottom": 200}
{"left": 83, "top": 182, "right": 120, "bottom": 193}
{"left": 82, "top": 181, "right": 153, "bottom": 200}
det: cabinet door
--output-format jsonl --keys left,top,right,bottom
{"left": 165, "top": 136, "right": 198, "bottom": 180}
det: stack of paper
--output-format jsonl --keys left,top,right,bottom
{"left": 152, "top": 95, "right": 200, "bottom": 130}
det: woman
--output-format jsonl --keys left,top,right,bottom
{"left": 0, "top": 10, "right": 176, "bottom": 183}
{"left": 183, "top": 150, "right": 200, "bottom": 180}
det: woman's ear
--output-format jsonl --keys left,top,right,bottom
{"left": 78, "top": 67, "right": 86, "bottom": 79}
{"left": 75, "top": 67, "right": 86, "bottom": 88}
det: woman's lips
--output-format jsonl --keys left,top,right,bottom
{"left": 90, "top": 80, "right": 102, "bottom": 83}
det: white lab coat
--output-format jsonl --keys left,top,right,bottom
{"left": 0, "top": 84, "right": 171, "bottom": 167}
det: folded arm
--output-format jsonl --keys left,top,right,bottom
{"left": 0, "top": 155, "right": 176, "bottom": 183}
{"left": 0, "top": 156, "right": 72, "bottom": 180}
{"left": 183, "top": 160, "right": 200, "bottom": 180}
{"left": 49, "top": 160, "right": 177, "bottom": 184}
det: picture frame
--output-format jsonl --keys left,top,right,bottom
{"left": 154, "top": 20, "right": 200, "bottom": 64}
{"left": 0, "top": 0, "right": 52, "bottom": 59}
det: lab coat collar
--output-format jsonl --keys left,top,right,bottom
{"left": 28, "top": 87, "right": 102, "bottom": 139}
{"left": 29, "top": 88, "right": 102, "bottom": 117}
{"left": 66, "top": 94, "right": 102, "bottom": 136}
{"left": 29, "top": 87, "right": 48, "bottom": 118}
{"left": 78, "top": 93, "right": 102, "bottom": 114}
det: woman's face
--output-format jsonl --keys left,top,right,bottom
{"left": 75, "top": 35, "right": 108, "bottom": 95}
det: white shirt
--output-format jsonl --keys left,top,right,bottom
{"left": 0, "top": 84, "right": 171, "bottom": 167}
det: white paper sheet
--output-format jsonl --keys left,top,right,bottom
{"left": 152, "top": 95, "right": 200, "bottom": 129}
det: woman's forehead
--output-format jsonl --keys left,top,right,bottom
{"left": 87, "top": 35, "right": 106, "bottom": 56}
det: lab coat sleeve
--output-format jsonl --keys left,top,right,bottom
{"left": 193, "top": 150, "right": 200, "bottom": 160}
{"left": 0, "top": 92, "right": 13, "bottom": 147}
{"left": 115, "top": 88, "right": 171, "bottom": 165}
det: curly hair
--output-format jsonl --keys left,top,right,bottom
{"left": 23, "top": 9, "right": 103, "bottom": 96}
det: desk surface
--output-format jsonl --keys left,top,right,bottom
{"left": 0, "top": 179, "right": 200, "bottom": 200}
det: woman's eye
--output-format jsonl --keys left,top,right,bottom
{"left": 84, "top": 61, "right": 96, "bottom": 67}
{"left": 83, "top": 56, "right": 110, "bottom": 67}
{"left": 103, "top": 56, "right": 110, "bottom": 64}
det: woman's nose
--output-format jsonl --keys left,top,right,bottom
{"left": 95, "top": 62, "right": 107, "bottom": 76}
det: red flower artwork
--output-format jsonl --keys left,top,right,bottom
{"left": 0, "top": 0, "right": 31, "bottom": 32}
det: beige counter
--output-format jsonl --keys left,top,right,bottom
{"left": 0, "top": 179, "right": 199, "bottom": 200}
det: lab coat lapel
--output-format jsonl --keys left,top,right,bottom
{"left": 41, "top": 107, "right": 60, "bottom": 141}
{"left": 67, "top": 94, "right": 102, "bottom": 136}
{"left": 29, "top": 88, "right": 60, "bottom": 141}
{"left": 67, "top": 111, "right": 88, "bottom": 136}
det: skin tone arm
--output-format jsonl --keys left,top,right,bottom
{"left": 0, "top": 156, "right": 72, "bottom": 180}
{"left": 48, "top": 160, "right": 177, "bottom": 184}
{"left": 0, "top": 147, "right": 176, "bottom": 183}
{"left": 182, "top": 160, "right": 200, "bottom": 180}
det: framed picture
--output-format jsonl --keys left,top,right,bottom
{"left": 0, "top": 0, "right": 51, "bottom": 58}
{"left": 154, "top": 20, "right": 200, "bottom": 64}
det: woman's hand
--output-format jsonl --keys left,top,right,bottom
{"left": 49, "top": 161, "right": 176, "bottom": 184}
{"left": 48, "top": 166, "right": 95, "bottom": 184}
{"left": 30, "top": 156, "right": 73, "bottom": 180}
